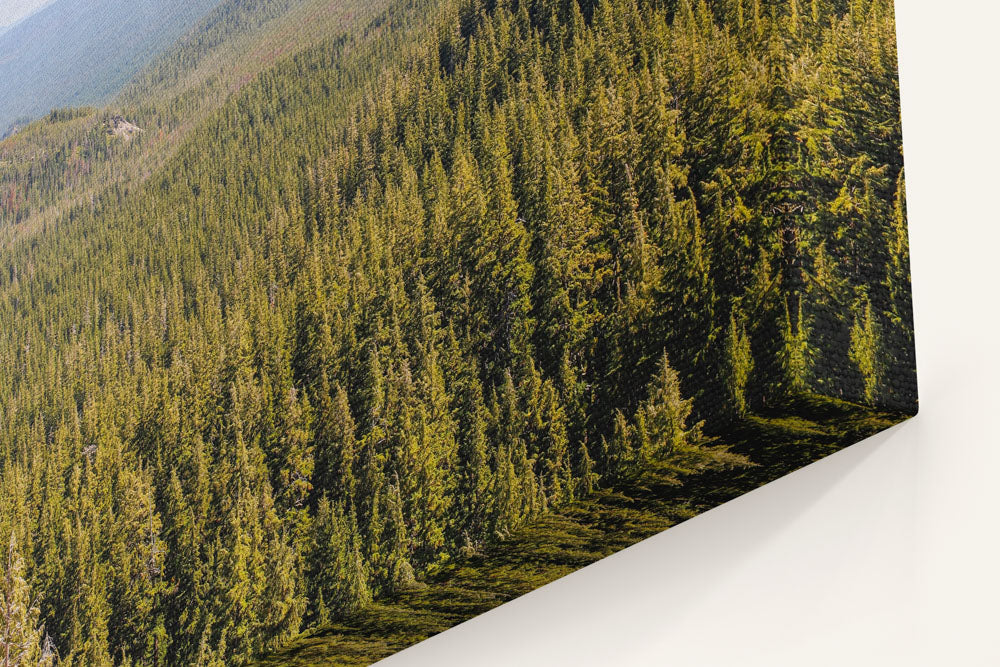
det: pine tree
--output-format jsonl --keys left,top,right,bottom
{"left": 1, "top": 534, "right": 49, "bottom": 667}
{"left": 573, "top": 438, "right": 598, "bottom": 498}
{"left": 277, "top": 387, "right": 315, "bottom": 515}
{"left": 538, "top": 382, "right": 572, "bottom": 505}
{"left": 725, "top": 308, "right": 754, "bottom": 415}
{"left": 637, "top": 351, "right": 699, "bottom": 456}
{"left": 779, "top": 299, "right": 812, "bottom": 394}
{"left": 849, "top": 295, "right": 882, "bottom": 405}
{"left": 455, "top": 373, "right": 491, "bottom": 544}
{"left": 604, "top": 410, "right": 632, "bottom": 481}
{"left": 468, "top": 115, "right": 534, "bottom": 381}
{"left": 313, "top": 380, "right": 357, "bottom": 509}
{"left": 381, "top": 480, "right": 414, "bottom": 593}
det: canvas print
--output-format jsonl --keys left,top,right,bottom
{"left": 0, "top": 0, "right": 915, "bottom": 665}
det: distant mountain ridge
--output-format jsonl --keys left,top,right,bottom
{"left": 0, "top": 0, "right": 223, "bottom": 130}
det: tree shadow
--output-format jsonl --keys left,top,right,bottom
{"left": 256, "top": 394, "right": 910, "bottom": 666}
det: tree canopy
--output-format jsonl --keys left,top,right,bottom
{"left": 0, "top": 0, "right": 914, "bottom": 664}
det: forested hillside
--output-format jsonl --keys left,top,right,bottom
{"left": 0, "top": 0, "right": 224, "bottom": 132}
{"left": 0, "top": 0, "right": 914, "bottom": 665}
{"left": 0, "top": 0, "right": 379, "bottom": 230}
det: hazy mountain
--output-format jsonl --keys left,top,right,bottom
{"left": 0, "top": 0, "right": 56, "bottom": 30}
{"left": 0, "top": 0, "right": 222, "bottom": 130}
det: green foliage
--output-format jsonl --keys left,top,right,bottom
{"left": 849, "top": 296, "right": 883, "bottom": 404}
{"left": 1, "top": 534, "right": 52, "bottom": 667}
{"left": 257, "top": 395, "right": 903, "bottom": 666}
{"left": 638, "top": 352, "right": 701, "bottom": 457}
{"left": 725, "top": 309, "right": 754, "bottom": 415}
{"left": 780, "top": 299, "right": 813, "bottom": 394}
{"left": 0, "top": 0, "right": 915, "bottom": 665}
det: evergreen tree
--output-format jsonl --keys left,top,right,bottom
{"left": 849, "top": 295, "right": 882, "bottom": 405}
{"left": 1, "top": 534, "right": 49, "bottom": 667}
{"left": 0, "top": 0, "right": 915, "bottom": 663}
{"left": 637, "top": 351, "right": 700, "bottom": 456}
{"left": 725, "top": 308, "right": 754, "bottom": 415}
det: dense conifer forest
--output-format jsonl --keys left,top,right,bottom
{"left": 0, "top": 0, "right": 914, "bottom": 665}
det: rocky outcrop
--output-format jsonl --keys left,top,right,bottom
{"left": 105, "top": 114, "right": 142, "bottom": 140}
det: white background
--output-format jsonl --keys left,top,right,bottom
{"left": 381, "top": 1, "right": 1000, "bottom": 665}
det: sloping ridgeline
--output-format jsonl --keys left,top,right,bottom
{"left": 0, "top": 0, "right": 224, "bottom": 132}
{"left": 0, "top": 0, "right": 376, "bottom": 230}
{"left": 0, "top": 1, "right": 913, "bottom": 666}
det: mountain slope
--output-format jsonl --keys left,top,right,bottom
{"left": 0, "top": 1, "right": 913, "bottom": 666}
{"left": 0, "top": 0, "right": 379, "bottom": 232}
{"left": 0, "top": 0, "right": 222, "bottom": 131}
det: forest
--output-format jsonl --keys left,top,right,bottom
{"left": 0, "top": 0, "right": 914, "bottom": 665}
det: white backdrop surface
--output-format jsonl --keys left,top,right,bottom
{"left": 380, "top": 2, "right": 1000, "bottom": 664}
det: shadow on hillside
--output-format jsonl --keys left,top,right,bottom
{"left": 255, "top": 394, "right": 909, "bottom": 666}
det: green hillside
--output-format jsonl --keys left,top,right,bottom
{"left": 0, "top": 0, "right": 223, "bottom": 132}
{"left": 0, "top": 1, "right": 914, "bottom": 666}
{"left": 0, "top": 0, "right": 381, "bottom": 230}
